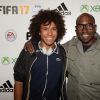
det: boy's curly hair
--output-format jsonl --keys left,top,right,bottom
{"left": 29, "top": 9, "right": 66, "bottom": 42}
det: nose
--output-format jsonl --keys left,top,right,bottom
{"left": 82, "top": 25, "right": 88, "bottom": 33}
{"left": 48, "top": 30, "right": 52, "bottom": 36}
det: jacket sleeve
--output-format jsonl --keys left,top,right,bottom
{"left": 13, "top": 49, "right": 29, "bottom": 82}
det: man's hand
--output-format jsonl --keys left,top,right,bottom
{"left": 24, "top": 40, "right": 35, "bottom": 54}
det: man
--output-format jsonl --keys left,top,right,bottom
{"left": 24, "top": 13, "right": 100, "bottom": 100}
{"left": 63, "top": 13, "right": 100, "bottom": 100}
{"left": 14, "top": 9, "right": 67, "bottom": 100}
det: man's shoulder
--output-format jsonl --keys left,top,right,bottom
{"left": 62, "top": 36, "right": 77, "bottom": 49}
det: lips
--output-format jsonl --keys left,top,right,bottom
{"left": 45, "top": 37, "right": 54, "bottom": 41}
{"left": 82, "top": 34, "right": 89, "bottom": 38}
{"left": 46, "top": 37, "right": 52, "bottom": 40}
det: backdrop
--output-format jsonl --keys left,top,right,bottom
{"left": 0, "top": 0, "right": 100, "bottom": 99}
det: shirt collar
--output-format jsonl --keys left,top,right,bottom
{"left": 36, "top": 42, "right": 59, "bottom": 54}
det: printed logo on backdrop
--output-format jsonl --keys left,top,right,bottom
{"left": 5, "top": 29, "right": 17, "bottom": 42}
{"left": 55, "top": 2, "right": 71, "bottom": 15}
{"left": 81, "top": 5, "right": 100, "bottom": 12}
{"left": 26, "top": 32, "right": 32, "bottom": 40}
{"left": 0, "top": 5, "right": 29, "bottom": 14}
{"left": 32, "top": 3, "right": 71, "bottom": 16}
{"left": 1, "top": 57, "right": 17, "bottom": 65}
{"left": 0, "top": 80, "right": 13, "bottom": 92}
{"left": 32, "top": 5, "right": 42, "bottom": 15}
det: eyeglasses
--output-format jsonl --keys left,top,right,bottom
{"left": 76, "top": 23, "right": 96, "bottom": 30}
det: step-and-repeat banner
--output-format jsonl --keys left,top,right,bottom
{"left": 0, "top": 0, "right": 100, "bottom": 99}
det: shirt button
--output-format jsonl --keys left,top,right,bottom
{"left": 90, "top": 83, "right": 93, "bottom": 85}
{"left": 77, "top": 96, "right": 80, "bottom": 100}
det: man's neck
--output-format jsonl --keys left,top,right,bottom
{"left": 82, "top": 37, "right": 97, "bottom": 47}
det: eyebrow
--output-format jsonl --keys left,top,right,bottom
{"left": 77, "top": 23, "right": 94, "bottom": 25}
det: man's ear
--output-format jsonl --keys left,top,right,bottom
{"left": 93, "top": 26, "right": 97, "bottom": 34}
{"left": 75, "top": 26, "right": 77, "bottom": 33}
{"left": 95, "top": 24, "right": 97, "bottom": 31}
{"left": 75, "top": 29, "right": 77, "bottom": 33}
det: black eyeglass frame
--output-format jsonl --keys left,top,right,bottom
{"left": 76, "top": 23, "right": 97, "bottom": 30}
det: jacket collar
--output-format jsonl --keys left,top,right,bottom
{"left": 36, "top": 42, "right": 59, "bottom": 55}
{"left": 71, "top": 33, "right": 100, "bottom": 53}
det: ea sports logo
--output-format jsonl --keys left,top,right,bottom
{"left": 5, "top": 29, "right": 17, "bottom": 42}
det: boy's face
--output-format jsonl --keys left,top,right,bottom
{"left": 40, "top": 21, "right": 58, "bottom": 49}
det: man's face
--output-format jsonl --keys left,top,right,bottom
{"left": 40, "top": 21, "right": 58, "bottom": 49}
{"left": 75, "top": 15, "right": 97, "bottom": 45}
